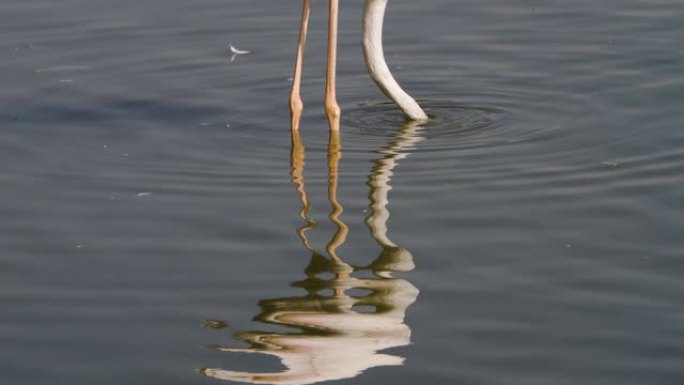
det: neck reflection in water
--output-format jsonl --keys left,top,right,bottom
{"left": 201, "top": 124, "right": 424, "bottom": 385}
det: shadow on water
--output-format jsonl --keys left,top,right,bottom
{"left": 198, "top": 122, "right": 425, "bottom": 384}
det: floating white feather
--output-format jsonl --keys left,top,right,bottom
{"left": 229, "top": 43, "right": 250, "bottom": 55}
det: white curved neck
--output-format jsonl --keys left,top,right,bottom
{"left": 363, "top": 0, "right": 428, "bottom": 121}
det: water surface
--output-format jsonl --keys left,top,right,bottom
{"left": 2, "top": 1, "right": 684, "bottom": 384}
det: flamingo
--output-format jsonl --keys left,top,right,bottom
{"left": 289, "top": 0, "right": 429, "bottom": 131}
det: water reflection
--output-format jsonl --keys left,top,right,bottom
{"left": 201, "top": 124, "right": 423, "bottom": 384}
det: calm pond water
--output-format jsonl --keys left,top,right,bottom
{"left": 2, "top": 0, "right": 684, "bottom": 384}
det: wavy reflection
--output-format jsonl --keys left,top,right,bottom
{"left": 201, "top": 124, "right": 424, "bottom": 384}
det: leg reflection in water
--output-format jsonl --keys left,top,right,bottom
{"left": 200, "top": 124, "right": 424, "bottom": 385}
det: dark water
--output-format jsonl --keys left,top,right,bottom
{"left": 2, "top": 0, "right": 684, "bottom": 384}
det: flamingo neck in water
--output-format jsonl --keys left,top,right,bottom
{"left": 363, "top": 0, "right": 429, "bottom": 121}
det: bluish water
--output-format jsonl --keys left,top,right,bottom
{"left": 2, "top": 1, "right": 683, "bottom": 384}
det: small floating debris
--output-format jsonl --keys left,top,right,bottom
{"left": 75, "top": 244, "right": 84, "bottom": 249}
{"left": 602, "top": 161, "right": 619, "bottom": 167}
{"left": 229, "top": 42, "right": 250, "bottom": 55}
{"left": 136, "top": 192, "right": 153, "bottom": 197}
{"left": 203, "top": 319, "right": 230, "bottom": 329}
{"left": 35, "top": 65, "right": 92, "bottom": 73}
{"left": 229, "top": 42, "right": 251, "bottom": 62}
{"left": 59, "top": 79, "right": 74, "bottom": 83}
{"left": 13, "top": 43, "right": 42, "bottom": 51}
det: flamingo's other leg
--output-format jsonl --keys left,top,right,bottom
{"left": 325, "top": 0, "right": 341, "bottom": 131}
{"left": 290, "top": 0, "right": 311, "bottom": 131}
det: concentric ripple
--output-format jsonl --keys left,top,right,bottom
{"left": 345, "top": 101, "right": 499, "bottom": 136}
{"left": 341, "top": 96, "right": 582, "bottom": 152}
